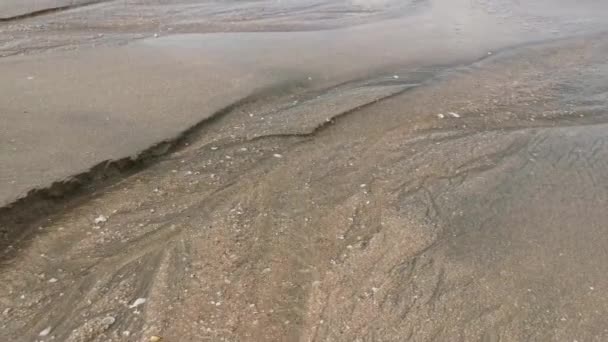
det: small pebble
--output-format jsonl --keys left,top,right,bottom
{"left": 437, "top": 113, "right": 445, "bottom": 119}
{"left": 150, "top": 336, "right": 162, "bottom": 342}
{"left": 48, "top": 278, "right": 58, "bottom": 283}
{"left": 448, "top": 112, "right": 461, "bottom": 118}
{"left": 273, "top": 154, "right": 283, "bottom": 158}
{"left": 94, "top": 215, "right": 108, "bottom": 224}
{"left": 129, "top": 298, "right": 147, "bottom": 308}
{"left": 101, "top": 316, "right": 116, "bottom": 326}
{"left": 39, "top": 327, "right": 52, "bottom": 337}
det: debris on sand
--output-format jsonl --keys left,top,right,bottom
{"left": 437, "top": 113, "right": 445, "bottom": 119}
{"left": 273, "top": 154, "right": 283, "bottom": 158}
{"left": 150, "top": 336, "right": 163, "bottom": 342}
{"left": 129, "top": 298, "right": 147, "bottom": 308}
{"left": 39, "top": 326, "right": 52, "bottom": 336}
{"left": 94, "top": 215, "right": 108, "bottom": 224}
{"left": 448, "top": 112, "right": 461, "bottom": 118}
{"left": 48, "top": 278, "right": 58, "bottom": 283}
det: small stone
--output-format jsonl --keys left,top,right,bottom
{"left": 122, "top": 331, "right": 131, "bottom": 337}
{"left": 101, "top": 316, "right": 116, "bottom": 326}
{"left": 393, "top": 75, "right": 399, "bottom": 79}
{"left": 210, "top": 146, "right": 218, "bottom": 150}
{"left": 273, "top": 154, "right": 283, "bottom": 158}
{"left": 360, "top": 184, "right": 367, "bottom": 188}
{"left": 185, "top": 171, "right": 193, "bottom": 175}
{"left": 448, "top": 112, "right": 461, "bottom": 118}
{"left": 39, "top": 326, "right": 52, "bottom": 336}
{"left": 262, "top": 268, "right": 272, "bottom": 274}
{"left": 150, "top": 336, "right": 162, "bottom": 342}
{"left": 2, "top": 308, "right": 11, "bottom": 315}
{"left": 129, "top": 298, "right": 147, "bottom": 308}
{"left": 437, "top": 113, "right": 445, "bottom": 119}
{"left": 27, "top": 76, "right": 35, "bottom": 80}
{"left": 94, "top": 215, "right": 108, "bottom": 224}
{"left": 48, "top": 278, "right": 58, "bottom": 283}
{"left": 153, "top": 33, "right": 159, "bottom": 38}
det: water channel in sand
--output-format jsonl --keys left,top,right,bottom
{"left": 2, "top": 1, "right": 608, "bottom": 341}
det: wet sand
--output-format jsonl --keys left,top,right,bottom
{"left": 2, "top": 1, "right": 608, "bottom": 341}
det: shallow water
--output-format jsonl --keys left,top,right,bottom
{"left": 1, "top": 1, "right": 608, "bottom": 341}
{"left": 3, "top": 0, "right": 608, "bottom": 205}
